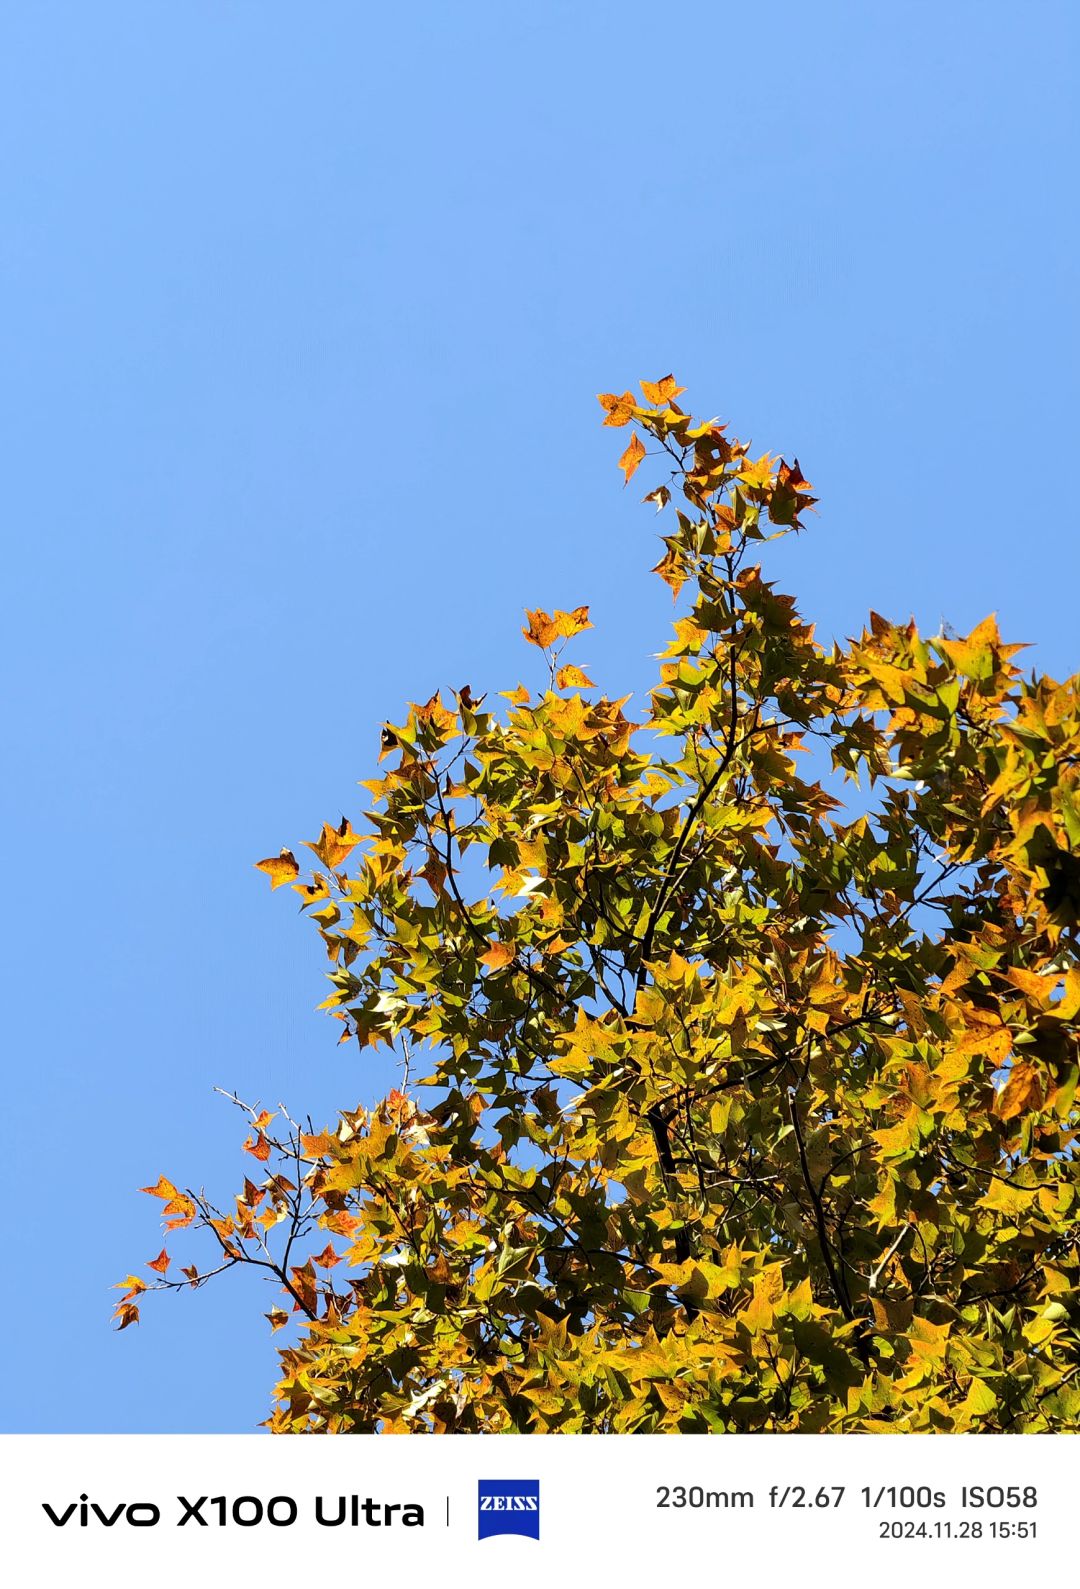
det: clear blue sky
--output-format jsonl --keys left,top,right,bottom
{"left": 2, "top": 2, "right": 1076, "bottom": 1432}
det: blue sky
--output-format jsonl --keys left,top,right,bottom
{"left": 2, "top": 2, "right": 1076, "bottom": 1432}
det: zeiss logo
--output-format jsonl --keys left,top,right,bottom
{"left": 477, "top": 1480, "right": 540, "bottom": 1541}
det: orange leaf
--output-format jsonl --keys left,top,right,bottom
{"left": 323, "top": 1210, "right": 360, "bottom": 1236}
{"left": 113, "top": 1303, "right": 140, "bottom": 1331}
{"left": 290, "top": 1261, "right": 318, "bottom": 1315}
{"left": 312, "top": 1242, "right": 342, "bottom": 1270}
{"left": 305, "top": 818, "right": 361, "bottom": 871}
{"left": 244, "top": 1132, "right": 272, "bottom": 1162}
{"left": 993, "top": 1061, "right": 1044, "bottom": 1121}
{"left": 146, "top": 1248, "right": 171, "bottom": 1275}
{"left": 301, "top": 1131, "right": 339, "bottom": 1157}
{"left": 254, "top": 848, "right": 300, "bottom": 890}
{"left": 522, "top": 607, "right": 592, "bottom": 650}
{"left": 162, "top": 1194, "right": 196, "bottom": 1231}
{"left": 140, "top": 1175, "right": 179, "bottom": 1201}
{"left": 618, "top": 432, "right": 646, "bottom": 484}
{"left": 640, "top": 374, "right": 685, "bottom": 407}
{"left": 597, "top": 389, "right": 637, "bottom": 427}
{"left": 481, "top": 942, "right": 515, "bottom": 972}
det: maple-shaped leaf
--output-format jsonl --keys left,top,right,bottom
{"left": 651, "top": 543, "right": 687, "bottom": 599}
{"left": 146, "top": 1248, "right": 171, "bottom": 1274}
{"left": 597, "top": 389, "right": 637, "bottom": 427}
{"left": 522, "top": 606, "right": 592, "bottom": 649}
{"left": 993, "top": 1061, "right": 1044, "bottom": 1121}
{"left": 768, "top": 457, "right": 816, "bottom": 525}
{"left": 162, "top": 1194, "right": 196, "bottom": 1232}
{"left": 555, "top": 664, "right": 596, "bottom": 690}
{"left": 305, "top": 818, "right": 361, "bottom": 870}
{"left": 618, "top": 432, "right": 646, "bottom": 484}
{"left": 289, "top": 1261, "right": 318, "bottom": 1315}
{"left": 254, "top": 848, "right": 299, "bottom": 890}
{"left": 738, "top": 452, "right": 775, "bottom": 491}
{"left": 640, "top": 374, "right": 686, "bottom": 406}
{"left": 480, "top": 942, "right": 515, "bottom": 971}
{"left": 114, "top": 1274, "right": 147, "bottom": 1303}
{"left": 243, "top": 1132, "right": 272, "bottom": 1162}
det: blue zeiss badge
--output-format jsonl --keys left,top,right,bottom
{"left": 477, "top": 1479, "right": 540, "bottom": 1540}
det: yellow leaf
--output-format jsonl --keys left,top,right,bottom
{"left": 114, "top": 1273, "right": 147, "bottom": 1299}
{"left": 953, "top": 1020, "right": 1012, "bottom": 1066}
{"left": 908, "top": 1315, "right": 950, "bottom": 1361}
{"left": 938, "top": 615, "right": 1001, "bottom": 679}
{"left": 555, "top": 664, "right": 596, "bottom": 690}
{"left": 546, "top": 696, "right": 588, "bottom": 739}
{"left": 960, "top": 1378, "right": 998, "bottom": 1418}
{"left": 640, "top": 374, "right": 686, "bottom": 407}
{"left": 993, "top": 1060, "right": 1044, "bottom": 1121}
{"left": 738, "top": 453, "right": 775, "bottom": 491}
{"left": 872, "top": 1107, "right": 920, "bottom": 1159}
{"left": 255, "top": 848, "right": 300, "bottom": 889}
{"left": 522, "top": 606, "right": 593, "bottom": 649}
{"left": 305, "top": 819, "right": 361, "bottom": 870}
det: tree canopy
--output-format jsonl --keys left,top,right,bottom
{"left": 120, "top": 377, "right": 1080, "bottom": 1432}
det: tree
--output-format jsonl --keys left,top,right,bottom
{"left": 119, "top": 377, "right": 1080, "bottom": 1432}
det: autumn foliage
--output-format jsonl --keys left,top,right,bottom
{"left": 121, "top": 379, "right": 1080, "bottom": 1432}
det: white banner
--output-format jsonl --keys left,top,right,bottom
{"left": 0, "top": 1433, "right": 1069, "bottom": 1588}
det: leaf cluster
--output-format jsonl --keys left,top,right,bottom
{"left": 123, "top": 379, "right": 1080, "bottom": 1433}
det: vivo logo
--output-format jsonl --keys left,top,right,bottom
{"left": 42, "top": 1495, "right": 160, "bottom": 1528}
